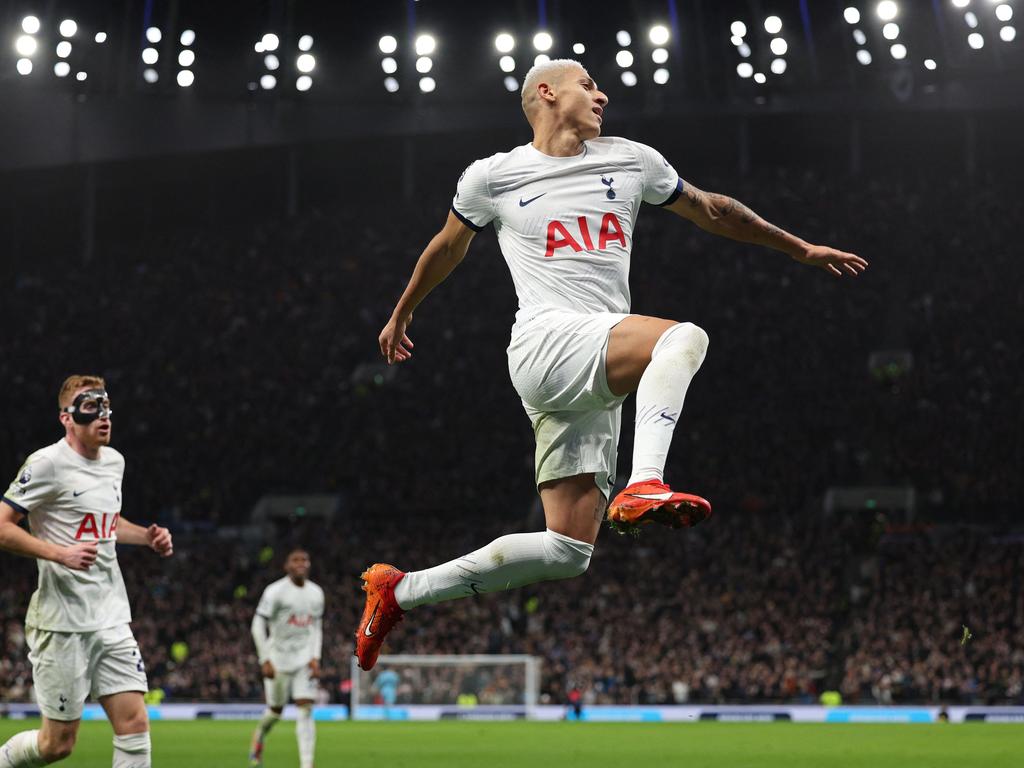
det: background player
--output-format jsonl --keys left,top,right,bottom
{"left": 249, "top": 548, "right": 324, "bottom": 768}
{"left": 0, "top": 375, "right": 173, "bottom": 768}
{"left": 358, "top": 59, "right": 867, "bottom": 669}
{"left": 372, "top": 669, "right": 400, "bottom": 717}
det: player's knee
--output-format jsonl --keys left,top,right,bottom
{"left": 662, "top": 322, "right": 709, "bottom": 372}
{"left": 543, "top": 529, "right": 593, "bottom": 580}
{"left": 39, "top": 729, "right": 76, "bottom": 762}
{"left": 270, "top": 706, "right": 284, "bottom": 715}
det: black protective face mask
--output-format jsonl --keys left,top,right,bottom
{"left": 61, "top": 389, "right": 113, "bottom": 425}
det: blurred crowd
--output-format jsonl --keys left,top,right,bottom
{"left": 1, "top": 148, "right": 1021, "bottom": 705}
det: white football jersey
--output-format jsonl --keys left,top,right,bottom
{"left": 254, "top": 577, "right": 325, "bottom": 672}
{"left": 2, "top": 439, "right": 131, "bottom": 632}
{"left": 452, "top": 136, "right": 681, "bottom": 320}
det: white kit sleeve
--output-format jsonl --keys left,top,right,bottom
{"left": 2, "top": 454, "right": 57, "bottom": 516}
{"left": 630, "top": 139, "right": 683, "bottom": 206}
{"left": 451, "top": 159, "right": 495, "bottom": 232}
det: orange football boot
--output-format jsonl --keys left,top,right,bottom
{"left": 608, "top": 479, "right": 712, "bottom": 531}
{"left": 355, "top": 563, "right": 406, "bottom": 671}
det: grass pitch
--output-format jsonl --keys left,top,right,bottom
{"left": 1, "top": 720, "right": 1021, "bottom": 767}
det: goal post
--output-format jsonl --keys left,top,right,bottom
{"left": 350, "top": 654, "right": 542, "bottom": 720}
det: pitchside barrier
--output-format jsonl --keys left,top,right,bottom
{"left": 2, "top": 703, "right": 1024, "bottom": 723}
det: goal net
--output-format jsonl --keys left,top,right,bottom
{"left": 350, "top": 654, "right": 541, "bottom": 720}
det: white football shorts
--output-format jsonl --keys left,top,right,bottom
{"left": 26, "top": 623, "right": 148, "bottom": 721}
{"left": 507, "top": 308, "right": 630, "bottom": 498}
{"left": 264, "top": 664, "right": 318, "bottom": 708}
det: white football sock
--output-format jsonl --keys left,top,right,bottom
{"left": 295, "top": 705, "right": 315, "bottom": 768}
{"left": 0, "top": 730, "right": 43, "bottom": 768}
{"left": 394, "top": 529, "right": 593, "bottom": 610}
{"left": 628, "top": 322, "right": 709, "bottom": 486}
{"left": 254, "top": 709, "right": 280, "bottom": 743}
{"left": 112, "top": 732, "right": 150, "bottom": 768}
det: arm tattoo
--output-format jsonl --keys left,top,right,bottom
{"left": 680, "top": 181, "right": 793, "bottom": 249}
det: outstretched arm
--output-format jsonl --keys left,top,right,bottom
{"left": 667, "top": 181, "right": 868, "bottom": 277}
{"left": 379, "top": 211, "right": 478, "bottom": 364}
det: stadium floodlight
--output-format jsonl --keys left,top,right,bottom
{"left": 844, "top": 7, "right": 861, "bottom": 24}
{"left": 56, "top": 41, "right": 72, "bottom": 58}
{"left": 296, "top": 75, "right": 312, "bottom": 91}
{"left": 770, "top": 37, "right": 788, "bottom": 55}
{"left": 764, "top": 16, "right": 783, "bottom": 34}
{"left": 384, "top": 76, "right": 399, "bottom": 92}
{"left": 968, "top": 31, "right": 985, "bottom": 47}
{"left": 146, "top": 27, "right": 161, "bottom": 44}
{"left": 379, "top": 35, "right": 397, "bottom": 54}
{"left": 572, "top": 43, "right": 585, "bottom": 54}
{"left": 877, "top": 1, "right": 898, "bottom": 21}
{"left": 616, "top": 30, "right": 632, "bottom": 47}
{"left": 621, "top": 70, "right": 637, "bottom": 86}
{"left": 297, "top": 53, "right": 316, "bottom": 73}
{"left": 731, "top": 21, "right": 747, "bottom": 37}
{"left": 15, "top": 35, "right": 37, "bottom": 57}
{"left": 857, "top": 48, "right": 873, "bottom": 64}
{"left": 55, "top": 61, "right": 70, "bottom": 77}
{"left": 504, "top": 75, "right": 518, "bottom": 91}
{"left": 181, "top": 30, "right": 196, "bottom": 47}
{"left": 649, "top": 24, "right": 670, "bottom": 45}
{"left": 22, "top": 15, "right": 41, "bottom": 34}
{"left": 260, "top": 73, "right": 276, "bottom": 89}
{"left": 996, "top": 5, "right": 1012, "bottom": 22}
{"left": 1001, "top": 25, "right": 1016, "bottom": 40}
{"left": 254, "top": 41, "right": 265, "bottom": 53}
{"left": 533, "top": 31, "right": 553, "bottom": 51}
{"left": 853, "top": 29, "right": 868, "bottom": 44}
{"left": 382, "top": 57, "right": 397, "bottom": 73}
{"left": 262, "top": 33, "right": 280, "bottom": 52}
{"left": 890, "top": 42, "right": 908, "bottom": 58}
{"left": 95, "top": 32, "right": 107, "bottom": 44}
{"left": 415, "top": 34, "right": 436, "bottom": 55}
{"left": 952, "top": 0, "right": 969, "bottom": 7}
{"left": 883, "top": 22, "right": 900, "bottom": 39}
{"left": 176, "top": 69, "right": 194, "bottom": 87}
{"left": 418, "top": 76, "right": 436, "bottom": 92}
{"left": 534, "top": 53, "right": 550, "bottom": 65}
{"left": 142, "top": 47, "right": 158, "bottom": 65}
{"left": 737, "top": 61, "right": 754, "bottom": 77}
{"left": 731, "top": 34, "right": 743, "bottom": 46}
{"left": 298, "top": 35, "right": 313, "bottom": 52}
{"left": 924, "top": 58, "right": 937, "bottom": 69}
{"left": 753, "top": 72, "right": 767, "bottom": 83}
{"left": 16, "top": 58, "right": 32, "bottom": 75}
{"left": 965, "top": 12, "right": 979, "bottom": 27}
{"left": 415, "top": 56, "right": 432, "bottom": 73}
{"left": 495, "top": 33, "right": 515, "bottom": 53}
{"left": 75, "top": 71, "right": 87, "bottom": 81}
{"left": 499, "top": 55, "right": 516, "bottom": 72}
{"left": 739, "top": 43, "right": 752, "bottom": 57}
{"left": 616, "top": 50, "right": 634, "bottom": 67}
{"left": 771, "top": 57, "right": 788, "bottom": 74}
{"left": 59, "top": 19, "right": 77, "bottom": 37}
{"left": 652, "top": 47, "right": 669, "bottom": 63}
{"left": 142, "top": 67, "right": 158, "bottom": 83}
{"left": 179, "top": 50, "right": 195, "bottom": 67}
{"left": 653, "top": 67, "right": 670, "bottom": 84}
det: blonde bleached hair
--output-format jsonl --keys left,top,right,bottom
{"left": 58, "top": 375, "right": 106, "bottom": 409}
{"left": 520, "top": 58, "right": 589, "bottom": 120}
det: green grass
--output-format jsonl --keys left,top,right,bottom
{"left": 2, "top": 720, "right": 1022, "bottom": 767}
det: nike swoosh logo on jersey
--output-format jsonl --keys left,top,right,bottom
{"left": 627, "top": 491, "right": 675, "bottom": 501}
{"left": 519, "top": 193, "right": 546, "bottom": 207}
{"left": 72, "top": 486, "right": 100, "bottom": 497}
{"left": 363, "top": 602, "right": 381, "bottom": 636}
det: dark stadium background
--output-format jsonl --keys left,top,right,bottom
{"left": 1, "top": 0, "right": 1022, "bottom": 710}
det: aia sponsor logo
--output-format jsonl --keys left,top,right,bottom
{"left": 544, "top": 212, "right": 627, "bottom": 258}
{"left": 287, "top": 613, "right": 314, "bottom": 627}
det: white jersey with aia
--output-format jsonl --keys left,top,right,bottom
{"left": 451, "top": 136, "right": 682, "bottom": 320}
{"left": 255, "top": 577, "right": 325, "bottom": 673}
{"left": 2, "top": 439, "right": 131, "bottom": 632}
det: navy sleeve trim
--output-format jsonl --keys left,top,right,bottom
{"left": 451, "top": 206, "right": 486, "bottom": 232}
{"left": 1, "top": 495, "right": 30, "bottom": 516}
{"left": 657, "top": 177, "right": 684, "bottom": 207}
